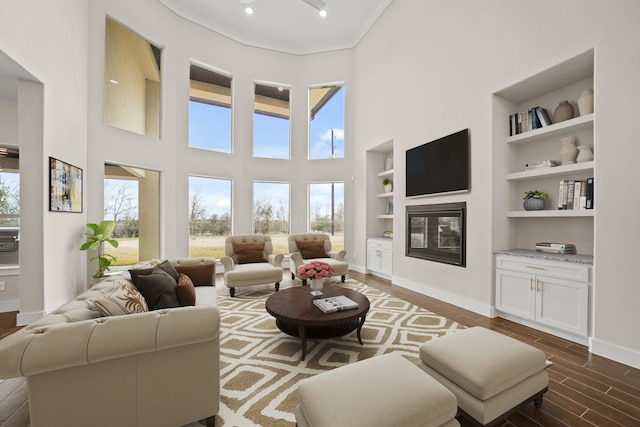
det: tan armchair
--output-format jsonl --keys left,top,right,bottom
{"left": 220, "top": 234, "right": 284, "bottom": 296}
{"left": 288, "top": 233, "right": 348, "bottom": 284}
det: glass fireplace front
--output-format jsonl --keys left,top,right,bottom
{"left": 406, "top": 202, "right": 466, "bottom": 267}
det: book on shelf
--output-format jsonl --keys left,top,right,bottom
{"left": 566, "top": 180, "right": 575, "bottom": 210}
{"left": 558, "top": 180, "right": 589, "bottom": 210}
{"left": 313, "top": 295, "right": 359, "bottom": 314}
{"left": 573, "top": 181, "right": 582, "bottom": 211}
{"left": 509, "top": 107, "right": 551, "bottom": 136}
{"left": 525, "top": 160, "right": 558, "bottom": 170}
{"left": 586, "top": 177, "right": 594, "bottom": 209}
{"left": 535, "top": 242, "right": 576, "bottom": 254}
{"left": 535, "top": 107, "right": 553, "bottom": 127}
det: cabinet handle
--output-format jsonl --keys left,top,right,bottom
{"left": 527, "top": 265, "right": 545, "bottom": 270}
{"left": 529, "top": 277, "right": 533, "bottom": 291}
{"left": 536, "top": 278, "right": 541, "bottom": 292}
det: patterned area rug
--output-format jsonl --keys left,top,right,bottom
{"left": 212, "top": 279, "right": 465, "bottom": 426}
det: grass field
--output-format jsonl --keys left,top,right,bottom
{"left": 108, "top": 233, "right": 344, "bottom": 266}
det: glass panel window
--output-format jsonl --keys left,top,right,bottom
{"left": 189, "top": 65, "right": 232, "bottom": 153}
{"left": 0, "top": 171, "right": 20, "bottom": 227}
{"left": 254, "top": 83, "right": 290, "bottom": 159}
{"left": 309, "top": 85, "right": 344, "bottom": 159}
{"left": 189, "top": 176, "right": 232, "bottom": 259}
{"left": 309, "top": 182, "right": 344, "bottom": 251}
{"left": 104, "top": 18, "right": 161, "bottom": 138}
{"left": 253, "top": 181, "right": 289, "bottom": 254}
{"left": 104, "top": 164, "right": 160, "bottom": 266}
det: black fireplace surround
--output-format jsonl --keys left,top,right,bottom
{"left": 406, "top": 202, "right": 466, "bottom": 267}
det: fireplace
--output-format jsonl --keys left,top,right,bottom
{"left": 406, "top": 202, "right": 466, "bottom": 267}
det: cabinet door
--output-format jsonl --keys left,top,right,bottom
{"left": 367, "top": 247, "right": 381, "bottom": 272}
{"left": 535, "top": 275, "right": 589, "bottom": 336}
{"left": 495, "top": 269, "right": 535, "bottom": 320}
{"left": 379, "top": 248, "right": 392, "bottom": 275}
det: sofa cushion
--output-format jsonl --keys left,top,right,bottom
{"left": 233, "top": 242, "right": 266, "bottom": 264}
{"left": 296, "top": 240, "right": 327, "bottom": 259}
{"left": 129, "top": 260, "right": 180, "bottom": 284}
{"left": 176, "top": 273, "right": 197, "bottom": 306}
{"left": 175, "top": 262, "right": 215, "bottom": 286}
{"left": 135, "top": 268, "right": 179, "bottom": 310}
{"left": 94, "top": 283, "right": 148, "bottom": 316}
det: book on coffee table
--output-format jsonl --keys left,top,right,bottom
{"left": 313, "top": 295, "right": 359, "bottom": 314}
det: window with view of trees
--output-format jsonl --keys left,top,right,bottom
{"left": 309, "top": 182, "right": 344, "bottom": 251}
{"left": 0, "top": 172, "right": 19, "bottom": 227}
{"left": 104, "top": 164, "right": 160, "bottom": 266}
{"left": 254, "top": 83, "right": 290, "bottom": 159}
{"left": 309, "top": 85, "right": 344, "bottom": 159}
{"left": 253, "top": 181, "right": 289, "bottom": 254}
{"left": 189, "top": 176, "right": 232, "bottom": 258}
{"left": 189, "top": 65, "right": 232, "bottom": 153}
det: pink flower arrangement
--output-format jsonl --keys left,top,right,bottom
{"left": 298, "top": 261, "right": 335, "bottom": 280}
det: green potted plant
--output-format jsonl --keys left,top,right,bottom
{"left": 80, "top": 220, "right": 119, "bottom": 277}
{"left": 383, "top": 178, "right": 393, "bottom": 193}
{"left": 523, "top": 190, "right": 549, "bottom": 211}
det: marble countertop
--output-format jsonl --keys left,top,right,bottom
{"left": 495, "top": 249, "right": 593, "bottom": 265}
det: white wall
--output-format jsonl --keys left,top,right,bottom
{"left": 353, "top": 0, "right": 640, "bottom": 367}
{"left": 0, "top": 99, "right": 18, "bottom": 146}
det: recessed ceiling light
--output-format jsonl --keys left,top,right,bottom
{"left": 319, "top": 9, "right": 327, "bottom": 17}
{"left": 245, "top": 6, "right": 253, "bottom": 14}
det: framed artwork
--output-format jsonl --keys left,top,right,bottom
{"left": 49, "top": 157, "right": 83, "bottom": 213}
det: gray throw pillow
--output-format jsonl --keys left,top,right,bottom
{"left": 135, "top": 268, "right": 179, "bottom": 310}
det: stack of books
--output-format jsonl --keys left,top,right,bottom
{"left": 525, "top": 160, "right": 558, "bottom": 171}
{"left": 509, "top": 107, "right": 553, "bottom": 136}
{"left": 557, "top": 178, "right": 594, "bottom": 210}
{"left": 535, "top": 242, "right": 576, "bottom": 254}
{"left": 313, "top": 295, "right": 359, "bottom": 313}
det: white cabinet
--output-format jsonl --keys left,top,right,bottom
{"left": 367, "top": 238, "right": 392, "bottom": 278}
{"left": 495, "top": 254, "right": 591, "bottom": 340}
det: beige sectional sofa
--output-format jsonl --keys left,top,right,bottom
{"left": 0, "top": 257, "right": 220, "bottom": 427}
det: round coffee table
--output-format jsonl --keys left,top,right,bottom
{"left": 265, "top": 285, "right": 370, "bottom": 361}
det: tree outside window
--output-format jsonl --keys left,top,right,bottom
{"left": 309, "top": 85, "right": 344, "bottom": 159}
{"left": 253, "top": 181, "right": 289, "bottom": 254}
{"left": 309, "top": 182, "right": 344, "bottom": 251}
{"left": 189, "top": 176, "right": 232, "bottom": 258}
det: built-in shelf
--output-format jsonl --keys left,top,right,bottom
{"left": 507, "top": 114, "right": 594, "bottom": 146}
{"left": 377, "top": 214, "right": 393, "bottom": 219}
{"left": 377, "top": 169, "right": 394, "bottom": 178}
{"left": 507, "top": 209, "right": 594, "bottom": 218}
{"left": 507, "top": 161, "right": 594, "bottom": 181}
{"left": 377, "top": 192, "right": 393, "bottom": 198}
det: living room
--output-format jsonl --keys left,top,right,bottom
{"left": 0, "top": 0, "right": 639, "bottom": 425}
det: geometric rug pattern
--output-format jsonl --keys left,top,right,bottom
{"left": 213, "top": 279, "right": 465, "bottom": 426}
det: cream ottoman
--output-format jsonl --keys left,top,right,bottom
{"left": 418, "top": 327, "right": 549, "bottom": 427}
{"left": 295, "top": 352, "right": 460, "bottom": 427}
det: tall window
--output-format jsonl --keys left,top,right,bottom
{"left": 309, "top": 85, "right": 344, "bottom": 159}
{"left": 309, "top": 182, "right": 344, "bottom": 251}
{"left": 104, "top": 18, "right": 161, "bottom": 138}
{"left": 189, "top": 65, "right": 232, "bottom": 153}
{"left": 189, "top": 176, "right": 232, "bottom": 258}
{"left": 253, "top": 181, "right": 290, "bottom": 254}
{"left": 254, "top": 83, "right": 290, "bottom": 159}
{"left": 0, "top": 171, "right": 20, "bottom": 227}
{"left": 104, "top": 164, "right": 160, "bottom": 265}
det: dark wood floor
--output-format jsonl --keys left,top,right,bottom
{"left": 1, "top": 271, "right": 639, "bottom": 427}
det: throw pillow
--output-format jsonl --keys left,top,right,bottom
{"left": 296, "top": 240, "right": 328, "bottom": 259}
{"left": 129, "top": 260, "right": 180, "bottom": 285}
{"left": 94, "top": 283, "right": 148, "bottom": 316}
{"left": 135, "top": 268, "right": 179, "bottom": 310}
{"left": 176, "top": 273, "right": 196, "bottom": 306}
{"left": 129, "top": 267, "right": 154, "bottom": 285}
{"left": 174, "top": 262, "right": 215, "bottom": 287}
{"left": 232, "top": 242, "right": 266, "bottom": 264}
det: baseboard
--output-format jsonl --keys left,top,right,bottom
{"left": 590, "top": 337, "right": 640, "bottom": 370}
{"left": 0, "top": 299, "right": 19, "bottom": 313}
{"left": 16, "top": 310, "right": 45, "bottom": 326}
{"left": 393, "top": 276, "right": 494, "bottom": 317}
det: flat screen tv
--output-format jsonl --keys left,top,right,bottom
{"left": 406, "top": 129, "right": 469, "bottom": 197}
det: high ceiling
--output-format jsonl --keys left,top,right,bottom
{"left": 158, "top": 0, "right": 393, "bottom": 55}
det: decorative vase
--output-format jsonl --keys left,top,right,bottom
{"left": 385, "top": 157, "right": 393, "bottom": 170}
{"left": 523, "top": 198, "right": 545, "bottom": 211}
{"left": 384, "top": 183, "right": 392, "bottom": 193}
{"left": 577, "top": 89, "right": 594, "bottom": 116}
{"left": 576, "top": 144, "right": 594, "bottom": 163}
{"left": 553, "top": 100, "right": 574, "bottom": 123}
{"left": 310, "top": 278, "right": 324, "bottom": 296}
{"left": 559, "top": 136, "right": 578, "bottom": 165}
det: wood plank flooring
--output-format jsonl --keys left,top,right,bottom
{"left": 1, "top": 271, "right": 639, "bottom": 427}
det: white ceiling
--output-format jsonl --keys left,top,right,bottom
{"left": 158, "top": 0, "right": 393, "bottom": 55}
{"left": 0, "top": 50, "right": 39, "bottom": 100}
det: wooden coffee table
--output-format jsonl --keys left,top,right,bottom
{"left": 265, "top": 285, "right": 370, "bottom": 361}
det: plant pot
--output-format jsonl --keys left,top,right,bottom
{"left": 310, "top": 278, "right": 324, "bottom": 296}
{"left": 523, "top": 198, "right": 545, "bottom": 211}
{"left": 384, "top": 184, "right": 392, "bottom": 193}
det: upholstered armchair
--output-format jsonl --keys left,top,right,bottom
{"left": 288, "top": 233, "right": 348, "bottom": 284}
{"left": 220, "top": 234, "right": 284, "bottom": 296}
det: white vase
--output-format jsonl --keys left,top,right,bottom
{"left": 384, "top": 183, "right": 392, "bottom": 193}
{"left": 310, "top": 278, "right": 324, "bottom": 296}
{"left": 576, "top": 144, "right": 594, "bottom": 163}
{"left": 385, "top": 157, "right": 393, "bottom": 170}
{"left": 578, "top": 89, "right": 594, "bottom": 116}
{"left": 559, "top": 136, "right": 578, "bottom": 165}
